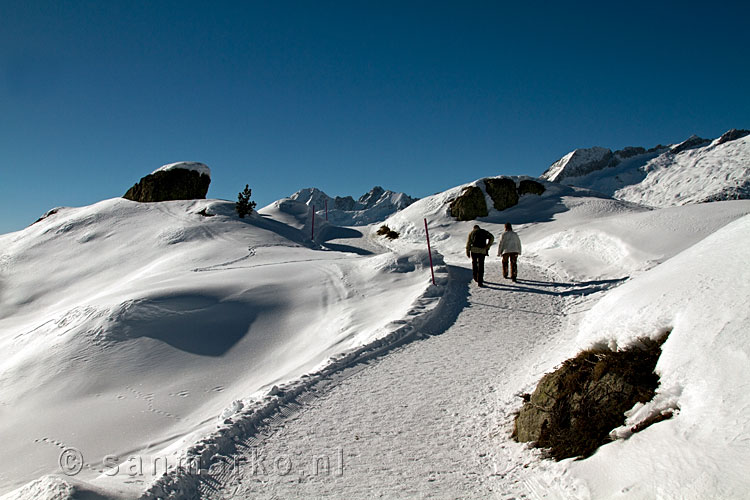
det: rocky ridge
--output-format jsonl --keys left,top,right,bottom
{"left": 289, "top": 186, "right": 418, "bottom": 226}
{"left": 541, "top": 129, "right": 750, "bottom": 207}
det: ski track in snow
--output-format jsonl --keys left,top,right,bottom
{"left": 198, "top": 263, "right": 603, "bottom": 499}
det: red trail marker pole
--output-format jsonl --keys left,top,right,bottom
{"left": 424, "top": 218, "right": 436, "bottom": 286}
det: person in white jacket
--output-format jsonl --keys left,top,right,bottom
{"left": 497, "top": 223, "right": 522, "bottom": 281}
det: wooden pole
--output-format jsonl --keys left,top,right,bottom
{"left": 424, "top": 218, "right": 436, "bottom": 286}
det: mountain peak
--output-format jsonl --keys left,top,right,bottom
{"left": 541, "top": 129, "right": 750, "bottom": 207}
{"left": 541, "top": 147, "right": 614, "bottom": 182}
{"left": 288, "top": 186, "right": 418, "bottom": 225}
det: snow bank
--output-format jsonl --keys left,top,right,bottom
{"left": 568, "top": 214, "right": 750, "bottom": 498}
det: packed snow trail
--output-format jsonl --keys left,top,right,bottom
{"left": 203, "top": 262, "right": 599, "bottom": 499}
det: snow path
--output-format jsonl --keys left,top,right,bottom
{"left": 203, "top": 262, "right": 599, "bottom": 499}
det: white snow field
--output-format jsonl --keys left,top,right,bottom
{"left": 2, "top": 174, "right": 750, "bottom": 499}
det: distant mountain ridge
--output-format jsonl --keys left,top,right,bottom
{"left": 541, "top": 129, "right": 750, "bottom": 207}
{"left": 289, "top": 186, "right": 418, "bottom": 226}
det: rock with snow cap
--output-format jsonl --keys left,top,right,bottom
{"left": 123, "top": 162, "right": 211, "bottom": 202}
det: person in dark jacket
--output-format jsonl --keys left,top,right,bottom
{"left": 466, "top": 225, "right": 494, "bottom": 287}
{"left": 497, "top": 222, "right": 522, "bottom": 281}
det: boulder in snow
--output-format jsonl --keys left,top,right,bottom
{"left": 484, "top": 178, "right": 519, "bottom": 211}
{"left": 518, "top": 179, "right": 546, "bottom": 196}
{"left": 514, "top": 334, "right": 669, "bottom": 460}
{"left": 449, "top": 186, "right": 488, "bottom": 221}
{"left": 123, "top": 162, "right": 211, "bottom": 202}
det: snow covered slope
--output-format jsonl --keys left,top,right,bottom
{"left": 288, "top": 186, "right": 417, "bottom": 226}
{"left": 4, "top": 167, "right": 750, "bottom": 500}
{"left": 0, "top": 197, "right": 443, "bottom": 497}
{"left": 542, "top": 129, "right": 750, "bottom": 207}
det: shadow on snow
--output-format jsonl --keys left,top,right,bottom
{"left": 481, "top": 277, "right": 628, "bottom": 297}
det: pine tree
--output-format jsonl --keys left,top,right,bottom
{"left": 235, "top": 184, "right": 257, "bottom": 218}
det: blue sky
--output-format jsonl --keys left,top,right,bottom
{"left": 1, "top": 0, "right": 748, "bottom": 234}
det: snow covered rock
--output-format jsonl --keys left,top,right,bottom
{"left": 542, "top": 147, "right": 615, "bottom": 182}
{"left": 123, "top": 162, "right": 211, "bottom": 202}
{"left": 152, "top": 161, "right": 211, "bottom": 177}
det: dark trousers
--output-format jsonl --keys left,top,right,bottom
{"left": 502, "top": 252, "right": 519, "bottom": 279}
{"left": 471, "top": 253, "right": 486, "bottom": 285}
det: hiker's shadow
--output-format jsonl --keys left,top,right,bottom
{"left": 483, "top": 277, "right": 627, "bottom": 296}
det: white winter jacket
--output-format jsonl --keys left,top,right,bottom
{"left": 498, "top": 230, "right": 522, "bottom": 255}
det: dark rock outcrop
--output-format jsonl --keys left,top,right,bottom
{"left": 447, "top": 178, "right": 546, "bottom": 221}
{"left": 124, "top": 168, "right": 210, "bottom": 202}
{"left": 614, "top": 146, "right": 647, "bottom": 159}
{"left": 699, "top": 179, "right": 750, "bottom": 202}
{"left": 484, "top": 178, "right": 519, "bottom": 211}
{"left": 716, "top": 129, "right": 750, "bottom": 145}
{"left": 333, "top": 196, "right": 356, "bottom": 211}
{"left": 518, "top": 179, "right": 546, "bottom": 196}
{"left": 449, "top": 186, "right": 488, "bottom": 221}
{"left": 514, "top": 334, "right": 669, "bottom": 460}
{"left": 670, "top": 135, "right": 711, "bottom": 155}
